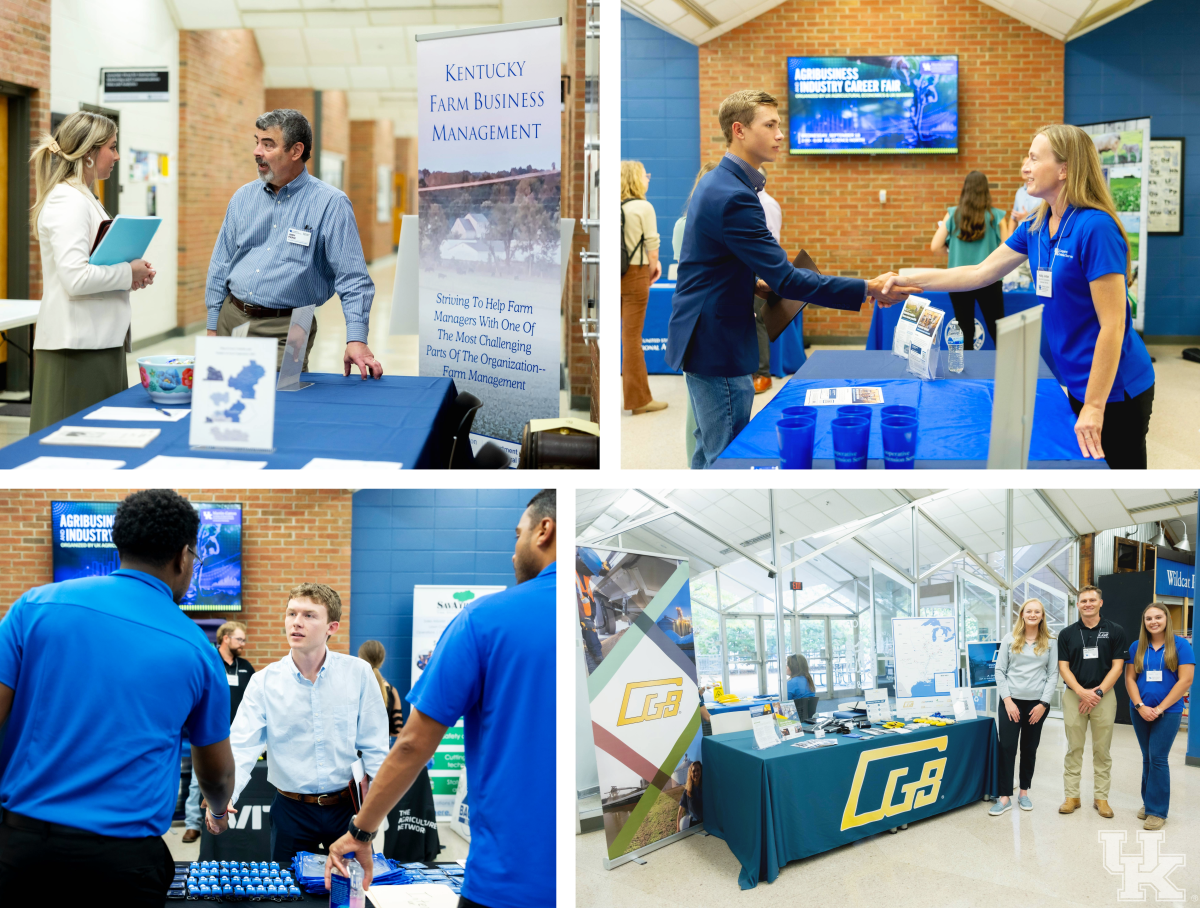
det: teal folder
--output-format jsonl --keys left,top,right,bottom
{"left": 88, "top": 215, "right": 162, "bottom": 266}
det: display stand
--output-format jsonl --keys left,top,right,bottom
{"left": 277, "top": 305, "right": 315, "bottom": 392}
{"left": 987, "top": 305, "right": 1043, "bottom": 469}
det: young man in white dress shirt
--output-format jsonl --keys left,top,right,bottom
{"left": 205, "top": 583, "right": 389, "bottom": 864}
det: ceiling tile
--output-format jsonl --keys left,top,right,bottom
{"left": 176, "top": 0, "right": 243, "bottom": 28}
{"left": 255, "top": 28, "right": 309, "bottom": 66}
{"left": 304, "top": 28, "right": 359, "bottom": 65}
{"left": 242, "top": 11, "right": 307, "bottom": 27}
{"left": 307, "top": 66, "right": 353, "bottom": 89}
{"left": 306, "top": 11, "right": 372, "bottom": 28}
{"left": 643, "top": 0, "right": 688, "bottom": 25}
{"left": 349, "top": 66, "right": 393, "bottom": 89}
{"left": 263, "top": 66, "right": 312, "bottom": 87}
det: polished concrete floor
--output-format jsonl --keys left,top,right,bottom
{"left": 0, "top": 257, "right": 585, "bottom": 449}
{"left": 577, "top": 718, "right": 1199, "bottom": 908}
{"left": 621, "top": 344, "right": 1200, "bottom": 470}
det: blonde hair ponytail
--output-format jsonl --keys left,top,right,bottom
{"left": 30, "top": 110, "right": 117, "bottom": 230}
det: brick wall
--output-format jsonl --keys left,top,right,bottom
{"left": 348, "top": 118, "right": 394, "bottom": 262}
{"left": 0, "top": 0, "right": 51, "bottom": 300}
{"left": 393, "top": 137, "right": 416, "bottom": 215}
{"left": 263, "top": 88, "right": 316, "bottom": 175}
{"left": 698, "top": 0, "right": 1063, "bottom": 338}
{"left": 0, "top": 489, "right": 353, "bottom": 667}
{"left": 564, "top": 0, "right": 591, "bottom": 407}
{"left": 178, "top": 30, "right": 264, "bottom": 330}
{"left": 321, "top": 90, "right": 349, "bottom": 157}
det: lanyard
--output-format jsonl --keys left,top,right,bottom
{"left": 1079, "top": 622, "right": 1101, "bottom": 653}
{"left": 1036, "top": 206, "right": 1078, "bottom": 275}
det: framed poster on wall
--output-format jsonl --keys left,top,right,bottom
{"left": 1148, "top": 138, "right": 1184, "bottom": 234}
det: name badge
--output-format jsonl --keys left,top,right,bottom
{"left": 1082, "top": 646, "right": 1099, "bottom": 660}
{"left": 286, "top": 228, "right": 311, "bottom": 247}
{"left": 227, "top": 673, "right": 239, "bottom": 687}
{"left": 1146, "top": 670, "right": 1163, "bottom": 682}
{"left": 1036, "top": 268, "right": 1052, "bottom": 297}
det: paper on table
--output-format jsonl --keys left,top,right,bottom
{"left": 950, "top": 688, "right": 978, "bottom": 721}
{"left": 750, "top": 712, "right": 782, "bottom": 750}
{"left": 40, "top": 426, "right": 159, "bottom": 448}
{"left": 190, "top": 335, "right": 277, "bottom": 451}
{"left": 301, "top": 458, "right": 404, "bottom": 471}
{"left": 14, "top": 456, "right": 126, "bottom": 470}
{"left": 140, "top": 455, "right": 267, "bottom": 470}
{"left": 803, "top": 386, "right": 885, "bottom": 406}
{"left": 365, "top": 884, "right": 461, "bottom": 908}
{"left": 907, "top": 305, "right": 945, "bottom": 380}
{"left": 85, "top": 407, "right": 189, "bottom": 422}
{"left": 892, "top": 296, "right": 929, "bottom": 357}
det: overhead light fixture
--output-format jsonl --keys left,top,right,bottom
{"left": 1150, "top": 521, "right": 1169, "bottom": 548}
{"left": 1154, "top": 518, "right": 1193, "bottom": 553}
{"left": 1167, "top": 518, "right": 1192, "bottom": 553}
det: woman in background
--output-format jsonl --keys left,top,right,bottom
{"left": 621, "top": 160, "right": 665, "bottom": 414}
{"left": 929, "top": 170, "right": 1007, "bottom": 351}
{"left": 785, "top": 653, "right": 817, "bottom": 701}
{"left": 1124, "top": 605, "right": 1194, "bottom": 830}
{"left": 990, "top": 598, "right": 1057, "bottom": 815}
{"left": 359, "top": 641, "right": 441, "bottom": 862}
{"left": 672, "top": 161, "right": 718, "bottom": 272}
{"left": 29, "top": 111, "right": 156, "bottom": 432}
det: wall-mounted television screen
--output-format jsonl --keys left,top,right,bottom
{"left": 51, "top": 500, "right": 243, "bottom": 610}
{"left": 787, "top": 55, "right": 958, "bottom": 155}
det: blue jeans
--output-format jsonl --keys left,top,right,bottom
{"left": 182, "top": 768, "right": 203, "bottom": 831}
{"left": 685, "top": 372, "right": 754, "bottom": 469}
{"left": 1130, "top": 707, "right": 1182, "bottom": 818}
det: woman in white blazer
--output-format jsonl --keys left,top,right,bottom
{"left": 28, "top": 111, "right": 155, "bottom": 432}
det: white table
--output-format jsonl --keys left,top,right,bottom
{"left": 0, "top": 300, "right": 40, "bottom": 331}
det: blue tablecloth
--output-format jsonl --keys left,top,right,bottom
{"left": 716, "top": 350, "right": 1104, "bottom": 469}
{"left": 866, "top": 289, "right": 1062, "bottom": 384}
{"left": 702, "top": 717, "right": 999, "bottom": 888}
{"left": 638, "top": 281, "right": 806, "bottom": 377}
{"left": 0, "top": 373, "right": 457, "bottom": 469}
{"left": 706, "top": 699, "right": 767, "bottom": 715}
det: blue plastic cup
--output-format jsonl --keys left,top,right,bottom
{"left": 881, "top": 405, "right": 918, "bottom": 423}
{"left": 831, "top": 416, "right": 870, "bottom": 469}
{"left": 837, "top": 405, "right": 871, "bottom": 423}
{"left": 881, "top": 416, "right": 918, "bottom": 469}
{"left": 776, "top": 416, "right": 817, "bottom": 469}
{"left": 781, "top": 405, "right": 819, "bottom": 423}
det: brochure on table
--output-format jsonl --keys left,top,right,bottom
{"left": 892, "top": 296, "right": 929, "bottom": 357}
{"left": 773, "top": 700, "right": 803, "bottom": 739}
{"left": 751, "top": 711, "right": 783, "bottom": 750}
{"left": 906, "top": 305, "right": 946, "bottom": 380}
{"left": 863, "top": 687, "right": 892, "bottom": 724}
{"left": 891, "top": 615, "right": 957, "bottom": 718}
{"left": 804, "top": 386, "right": 885, "bottom": 406}
{"left": 190, "top": 336, "right": 277, "bottom": 452}
{"left": 950, "top": 687, "right": 978, "bottom": 721}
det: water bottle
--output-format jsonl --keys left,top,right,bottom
{"left": 946, "top": 321, "right": 964, "bottom": 373}
{"left": 348, "top": 857, "right": 366, "bottom": 908}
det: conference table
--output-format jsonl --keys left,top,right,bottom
{"left": 866, "top": 288, "right": 1063, "bottom": 384}
{"left": 715, "top": 350, "right": 1104, "bottom": 469}
{"left": 0, "top": 372, "right": 458, "bottom": 469}
{"left": 701, "top": 717, "right": 1000, "bottom": 889}
{"left": 639, "top": 281, "right": 806, "bottom": 376}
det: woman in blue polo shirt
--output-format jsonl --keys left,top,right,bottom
{"left": 892, "top": 124, "right": 1155, "bottom": 469}
{"left": 1124, "top": 604, "right": 1194, "bottom": 830}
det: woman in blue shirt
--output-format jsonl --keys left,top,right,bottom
{"left": 892, "top": 124, "right": 1155, "bottom": 469}
{"left": 785, "top": 653, "right": 817, "bottom": 700}
{"left": 1123, "top": 604, "right": 1195, "bottom": 830}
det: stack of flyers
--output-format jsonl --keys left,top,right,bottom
{"left": 804, "top": 386, "right": 884, "bottom": 406}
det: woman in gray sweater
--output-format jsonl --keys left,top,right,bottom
{"left": 990, "top": 598, "right": 1059, "bottom": 815}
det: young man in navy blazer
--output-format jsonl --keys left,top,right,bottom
{"left": 667, "top": 89, "right": 916, "bottom": 468}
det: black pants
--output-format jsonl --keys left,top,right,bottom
{"left": 1068, "top": 384, "right": 1154, "bottom": 470}
{"left": 997, "top": 698, "right": 1048, "bottom": 796}
{"left": 753, "top": 297, "right": 770, "bottom": 377}
{"left": 459, "top": 899, "right": 492, "bottom": 908}
{"left": 0, "top": 812, "right": 175, "bottom": 907}
{"left": 948, "top": 280, "right": 1004, "bottom": 351}
{"left": 269, "top": 792, "right": 353, "bottom": 865}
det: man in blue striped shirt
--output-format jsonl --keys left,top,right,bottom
{"left": 206, "top": 109, "right": 384, "bottom": 379}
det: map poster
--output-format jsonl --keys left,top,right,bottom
{"left": 891, "top": 616, "right": 957, "bottom": 718}
{"left": 189, "top": 336, "right": 277, "bottom": 451}
{"left": 412, "top": 584, "right": 505, "bottom": 819}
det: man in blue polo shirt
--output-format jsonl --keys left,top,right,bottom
{"left": 326, "top": 490, "right": 556, "bottom": 908}
{"left": 0, "top": 489, "right": 235, "bottom": 906}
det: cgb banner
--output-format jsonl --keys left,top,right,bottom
{"left": 577, "top": 546, "right": 701, "bottom": 868}
{"left": 415, "top": 20, "right": 563, "bottom": 463}
{"left": 412, "top": 583, "right": 505, "bottom": 818}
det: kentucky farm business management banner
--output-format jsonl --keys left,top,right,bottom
{"left": 416, "top": 20, "right": 562, "bottom": 463}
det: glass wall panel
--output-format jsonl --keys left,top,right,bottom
{"left": 724, "top": 617, "right": 760, "bottom": 698}
{"left": 872, "top": 563, "right": 913, "bottom": 694}
{"left": 692, "top": 602, "right": 723, "bottom": 690}
{"left": 829, "top": 617, "right": 860, "bottom": 692}
{"left": 797, "top": 618, "right": 830, "bottom": 693}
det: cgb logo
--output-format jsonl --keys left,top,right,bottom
{"left": 841, "top": 737, "right": 948, "bottom": 830}
{"left": 617, "top": 677, "right": 684, "bottom": 727}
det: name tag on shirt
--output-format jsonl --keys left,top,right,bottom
{"left": 228, "top": 673, "right": 239, "bottom": 687}
{"left": 1146, "top": 670, "right": 1163, "bottom": 682}
{"left": 287, "top": 228, "right": 311, "bottom": 247}
{"left": 1036, "top": 268, "right": 1052, "bottom": 297}
{"left": 1082, "top": 646, "right": 1099, "bottom": 660}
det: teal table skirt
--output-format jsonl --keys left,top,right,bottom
{"left": 702, "top": 717, "right": 999, "bottom": 888}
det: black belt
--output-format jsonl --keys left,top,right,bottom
{"left": 229, "top": 295, "right": 294, "bottom": 320}
{"left": 3, "top": 810, "right": 107, "bottom": 838}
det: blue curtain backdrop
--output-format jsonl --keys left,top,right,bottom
{"left": 1065, "top": 0, "right": 1200, "bottom": 338}
{"left": 349, "top": 489, "right": 542, "bottom": 719}
{"left": 621, "top": 9, "right": 700, "bottom": 264}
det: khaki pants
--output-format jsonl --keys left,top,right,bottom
{"left": 1062, "top": 687, "right": 1117, "bottom": 799}
{"left": 215, "top": 296, "right": 318, "bottom": 372}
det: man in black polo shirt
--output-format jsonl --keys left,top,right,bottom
{"left": 1057, "top": 584, "right": 1126, "bottom": 818}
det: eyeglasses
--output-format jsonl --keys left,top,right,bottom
{"left": 187, "top": 546, "right": 206, "bottom": 567}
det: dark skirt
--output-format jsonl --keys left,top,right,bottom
{"left": 382, "top": 767, "right": 442, "bottom": 863}
{"left": 29, "top": 346, "right": 127, "bottom": 433}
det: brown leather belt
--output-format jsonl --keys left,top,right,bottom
{"left": 229, "top": 294, "right": 294, "bottom": 320}
{"left": 277, "top": 788, "right": 349, "bottom": 806}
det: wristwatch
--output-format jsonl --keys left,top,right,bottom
{"left": 1038, "top": 701, "right": 1049, "bottom": 709}
{"left": 347, "top": 815, "right": 374, "bottom": 842}
{"left": 1134, "top": 702, "right": 1143, "bottom": 709}
{"left": 1094, "top": 688, "right": 1104, "bottom": 699}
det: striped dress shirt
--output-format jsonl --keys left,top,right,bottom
{"left": 205, "top": 168, "right": 374, "bottom": 343}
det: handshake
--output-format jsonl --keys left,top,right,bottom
{"left": 866, "top": 273, "right": 922, "bottom": 307}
